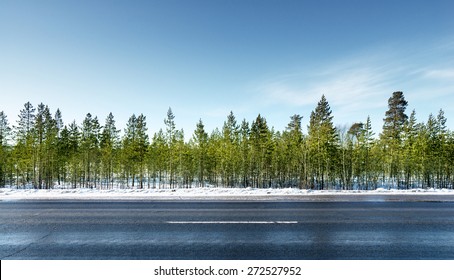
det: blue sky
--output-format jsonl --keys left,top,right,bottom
{"left": 1, "top": 0, "right": 454, "bottom": 138}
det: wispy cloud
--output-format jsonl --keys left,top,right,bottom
{"left": 258, "top": 53, "right": 401, "bottom": 113}
{"left": 256, "top": 39, "right": 454, "bottom": 126}
{"left": 424, "top": 69, "right": 454, "bottom": 79}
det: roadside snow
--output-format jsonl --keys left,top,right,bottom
{"left": 1, "top": 186, "right": 454, "bottom": 200}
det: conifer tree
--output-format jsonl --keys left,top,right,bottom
{"left": 362, "top": 116, "right": 375, "bottom": 188}
{"left": 67, "top": 121, "right": 81, "bottom": 188}
{"left": 221, "top": 112, "right": 240, "bottom": 187}
{"left": 42, "top": 106, "right": 57, "bottom": 188}
{"left": 193, "top": 119, "right": 208, "bottom": 187}
{"left": 284, "top": 114, "right": 304, "bottom": 187}
{"left": 54, "top": 109, "right": 65, "bottom": 185}
{"left": 122, "top": 114, "right": 137, "bottom": 187}
{"left": 307, "top": 95, "right": 338, "bottom": 189}
{"left": 34, "top": 103, "right": 55, "bottom": 188}
{"left": 207, "top": 128, "right": 222, "bottom": 187}
{"left": 136, "top": 114, "right": 149, "bottom": 188}
{"left": 0, "top": 111, "right": 11, "bottom": 187}
{"left": 149, "top": 129, "right": 166, "bottom": 188}
{"left": 380, "top": 91, "right": 408, "bottom": 188}
{"left": 239, "top": 119, "right": 250, "bottom": 187}
{"left": 58, "top": 125, "right": 70, "bottom": 185}
{"left": 14, "top": 102, "right": 35, "bottom": 187}
{"left": 100, "top": 113, "right": 119, "bottom": 189}
{"left": 250, "top": 114, "right": 273, "bottom": 188}
{"left": 402, "top": 110, "right": 418, "bottom": 188}
{"left": 81, "top": 113, "right": 101, "bottom": 188}
{"left": 164, "top": 108, "right": 176, "bottom": 188}
{"left": 436, "top": 109, "right": 448, "bottom": 188}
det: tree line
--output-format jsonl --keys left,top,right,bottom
{"left": 1, "top": 92, "right": 453, "bottom": 190}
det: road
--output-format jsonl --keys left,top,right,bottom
{"left": 1, "top": 200, "right": 454, "bottom": 259}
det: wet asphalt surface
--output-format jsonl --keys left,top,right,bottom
{"left": 1, "top": 199, "right": 454, "bottom": 259}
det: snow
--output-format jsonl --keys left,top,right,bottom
{"left": 1, "top": 186, "right": 454, "bottom": 201}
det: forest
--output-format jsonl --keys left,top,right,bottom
{"left": 0, "top": 91, "right": 453, "bottom": 190}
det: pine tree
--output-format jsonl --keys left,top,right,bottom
{"left": 58, "top": 125, "right": 70, "bottom": 186}
{"left": 135, "top": 114, "right": 149, "bottom": 188}
{"left": 239, "top": 119, "right": 250, "bottom": 187}
{"left": 307, "top": 95, "right": 338, "bottom": 189}
{"left": 122, "top": 114, "right": 150, "bottom": 188}
{"left": 150, "top": 129, "right": 167, "bottom": 188}
{"left": 250, "top": 114, "right": 273, "bottom": 188}
{"left": 54, "top": 109, "right": 65, "bottom": 185}
{"left": 34, "top": 103, "right": 57, "bottom": 188}
{"left": 100, "top": 113, "right": 119, "bottom": 189}
{"left": 174, "top": 129, "right": 187, "bottom": 187}
{"left": 221, "top": 111, "right": 240, "bottom": 187}
{"left": 193, "top": 119, "right": 208, "bottom": 187}
{"left": 122, "top": 114, "right": 137, "bottom": 187}
{"left": 362, "top": 116, "right": 375, "bottom": 189}
{"left": 425, "top": 114, "right": 438, "bottom": 188}
{"left": 164, "top": 108, "right": 176, "bottom": 188}
{"left": 380, "top": 91, "right": 408, "bottom": 188}
{"left": 284, "top": 114, "right": 304, "bottom": 187}
{"left": 207, "top": 128, "right": 222, "bottom": 187}
{"left": 81, "top": 113, "right": 101, "bottom": 188}
{"left": 0, "top": 111, "right": 11, "bottom": 187}
{"left": 402, "top": 110, "right": 418, "bottom": 188}
{"left": 348, "top": 122, "right": 363, "bottom": 188}
{"left": 67, "top": 121, "right": 81, "bottom": 188}
{"left": 14, "top": 102, "right": 35, "bottom": 187}
{"left": 436, "top": 109, "right": 448, "bottom": 188}
{"left": 43, "top": 106, "right": 57, "bottom": 188}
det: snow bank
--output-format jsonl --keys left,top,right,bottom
{"left": 1, "top": 186, "right": 454, "bottom": 201}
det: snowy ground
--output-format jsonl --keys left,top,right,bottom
{"left": 2, "top": 186, "right": 454, "bottom": 201}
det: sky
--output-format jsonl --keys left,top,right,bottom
{"left": 1, "top": 0, "right": 454, "bottom": 139}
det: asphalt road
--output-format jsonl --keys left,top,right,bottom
{"left": 1, "top": 200, "right": 454, "bottom": 259}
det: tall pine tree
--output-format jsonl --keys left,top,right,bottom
{"left": 307, "top": 95, "right": 338, "bottom": 189}
{"left": 380, "top": 91, "right": 408, "bottom": 188}
{"left": 0, "top": 112, "right": 11, "bottom": 187}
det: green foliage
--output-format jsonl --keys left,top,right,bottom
{"left": 1, "top": 94, "right": 454, "bottom": 190}
{"left": 0, "top": 111, "right": 11, "bottom": 187}
{"left": 307, "top": 95, "right": 338, "bottom": 189}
